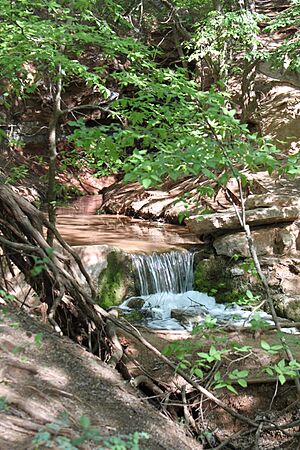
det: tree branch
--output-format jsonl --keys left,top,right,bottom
{"left": 60, "top": 104, "right": 125, "bottom": 126}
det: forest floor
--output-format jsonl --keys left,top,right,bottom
{"left": 0, "top": 303, "right": 202, "bottom": 450}
{"left": 119, "top": 326, "right": 300, "bottom": 449}
{"left": 2, "top": 299, "right": 300, "bottom": 449}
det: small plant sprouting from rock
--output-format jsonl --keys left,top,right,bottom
{"left": 31, "top": 413, "right": 149, "bottom": 450}
{"left": 0, "top": 396, "right": 8, "bottom": 412}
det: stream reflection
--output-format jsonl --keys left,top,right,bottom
{"left": 56, "top": 196, "right": 202, "bottom": 253}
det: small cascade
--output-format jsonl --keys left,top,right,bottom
{"left": 123, "top": 252, "right": 289, "bottom": 332}
{"left": 131, "top": 251, "right": 194, "bottom": 296}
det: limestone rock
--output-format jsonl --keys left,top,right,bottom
{"left": 186, "top": 206, "right": 300, "bottom": 235}
{"left": 261, "top": 256, "right": 300, "bottom": 297}
{"left": 274, "top": 295, "right": 300, "bottom": 322}
{"left": 213, "top": 224, "right": 300, "bottom": 257}
{"left": 244, "top": 65, "right": 300, "bottom": 154}
{"left": 97, "top": 250, "right": 135, "bottom": 308}
{"left": 73, "top": 244, "right": 115, "bottom": 284}
{"left": 213, "top": 228, "right": 276, "bottom": 257}
{"left": 256, "top": 82, "right": 300, "bottom": 152}
{"left": 245, "top": 194, "right": 300, "bottom": 210}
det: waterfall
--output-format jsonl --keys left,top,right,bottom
{"left": 131, "top": 251, "right": 194, "bottom": 296}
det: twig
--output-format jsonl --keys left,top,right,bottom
{"left": 182, "top": 384, "right": 198, "bottom": 432}
{"left": 255, "top": 421, "right": 263, "bottom": 450}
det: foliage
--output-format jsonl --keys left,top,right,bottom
{"left": 264, "top": 358, "right": 300, "bottom": 385}
{"left": 1, "top": 0, "right": 298, "bottom": 188}
{"left": 189, "top": 10, "right": 261, "bottom": 82}
{"left": 73, "top": 65, "right": 279, "bottom": 188}
{"left": 0, "top": 0, "right": 143, "bottom": 97}
{"left": 0, "top": 0, "right": 151, "bottom": 182}
{"left": 163, "top": 315, "right": 300, "bottom": 393}
{"left": 0, "top": 396, "right": 8, "bottom": 412}
{"left": 4, "top": 165, "right": 29, "bottom": 185}
{"left": 32, "top": 413, "right": 149, "bottom": 450}
{"left": 265, "top": 0, "right": 300, "bottom": 72}
{"left": 0, "top": 290, "right": 16, "bottom": 302}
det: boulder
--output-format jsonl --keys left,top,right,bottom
{"left": 186, "top": 206, "right": 300, "bottom": 235}
{"left": 97, "top": 250, "right": 135, "bottom": 308}
{"left": 126, "top": 297, "right": 146, "bottom": 309}
{"left": 65, "top": 245, "right": 136, "bottom": 308}
{"left": 213, "top": 228, "right": 276, "bottom": 257}
{"left": 72, "top": 244, "right": 115, "bottom": 284}
{"left": 170, "top": 308, "right": 204, "bottom": 325}
{"left": 213, "top": 224, "right": 300, "bottom": 257}
{"left": 260, "top": 256, "right": 300, "bottom": 296}
{"left": 274, "top": 295, "right": 300, "bottom": 322}
{"left": 243, "top": 64, "right": 300, "bottom": 154}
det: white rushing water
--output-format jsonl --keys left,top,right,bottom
{"left": 121, "top": 290, "right": 275, "bottom": 331}
{"left": 120, "top": 251, "right": 298, "bottom": 332}
{"left": 131, "top": 251, "right": 194, "bottom": 295}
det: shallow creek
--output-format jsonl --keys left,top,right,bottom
{"left": 57, "top": 196, "right": 294, "bottom": 332}
{"left": 56, "top": 195, "right": 202, "bottom": 253}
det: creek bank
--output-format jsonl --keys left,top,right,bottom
{"left": 0, "top": 305, "right": 202, "bottom": 450}
{"left": 114, "top": 323, "right": 300, "bottom": 449}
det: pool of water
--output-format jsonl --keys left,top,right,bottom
{"left": 56, "top": 196, "right": 202, "bottom": 253}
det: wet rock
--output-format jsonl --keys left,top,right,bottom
{"left": 126, "top": 297, "right": 145, "bottom": 309}
{"left": 97, "top": 250, "right": 135, "bottom": 308}
{"left": 73, "top": 244, "right": 115, "bottom": 284}
{"left": 170, "top": 308, "right": 205, "bottom": 325}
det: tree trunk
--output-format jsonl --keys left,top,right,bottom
{"left": 212, "top": 0, "right": 222, "bottom": 12}
{"left": 46, "top": 65, "right": 62, "bottom": 246}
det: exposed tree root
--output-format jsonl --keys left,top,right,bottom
{"left": 0, "top": 183, "right": 107, "bottom": 357}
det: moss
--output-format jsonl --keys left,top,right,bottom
{"left": 194, "top": 256, "right": 260, "bottom": 305}
{"left": 97, "top": 251, "right": 134, "bottom": 309}
{"left": 194, "top": 258, "right": 233, "bottom": 303}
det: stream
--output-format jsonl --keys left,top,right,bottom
{"left": 56, "top": 195, "right": 202, "bottom": 253}
{"left": 57, "top": 196, "right": 295, "bottom": 333}
{"left": 120, "top": 251, "right": 275, "bottom": 331}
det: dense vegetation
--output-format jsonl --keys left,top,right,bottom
{"left": 0, "top": 1, "right": 300, "bottom": 448}
{"left": 0, "top": 0, "right": 299, "bottom": 198}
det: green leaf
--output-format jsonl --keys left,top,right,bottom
{"left": 34, "top": 333, "right": 43, "bottom": 348}
{"left": 278, "top": 374, "right": 286, "bottom": 385}
{"left": 193, "top": 368, "right": 204, "bottom": 379}
{"left": 238, "top": 379, "right": 247, "bottom": 388}
{"left": 260, "top": 340, "right": 271, "bottom": 351}
{"left": 79, "top": 415, "right": 91, "bottom": 429}
{"left": 226, "top": 384, "right": 238, "bottom": 394}
{"left": 141, "top": 178, "right": 152, "bottom": 189}
{"left": 214, "top": 371, "right": 222, "bottom": 381}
